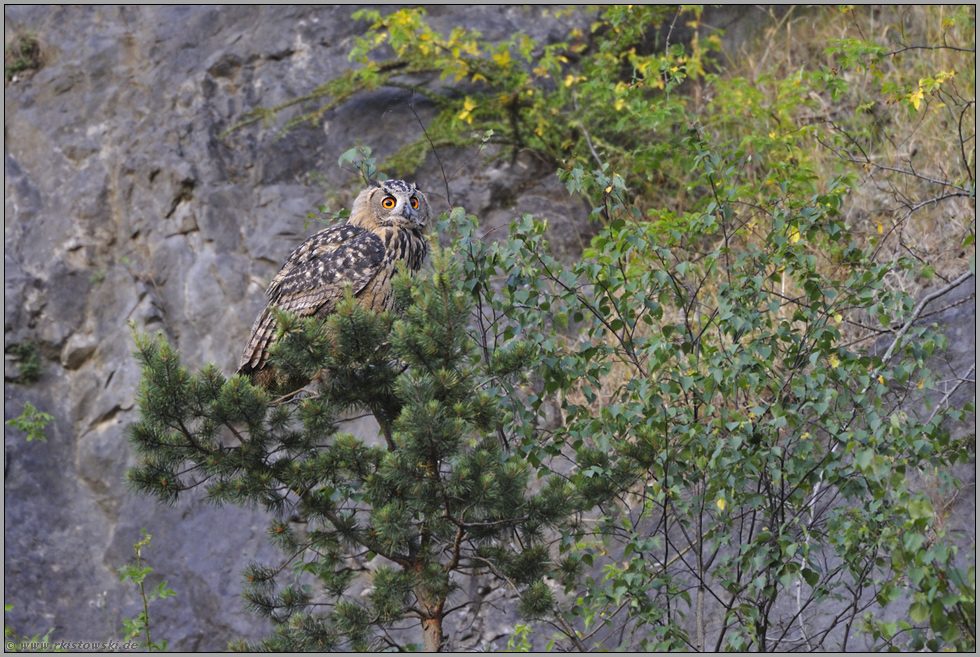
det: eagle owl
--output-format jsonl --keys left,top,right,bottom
{"left": 238, "top": 179, "right": 430, "bottom": 389}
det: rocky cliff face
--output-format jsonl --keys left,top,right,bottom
{"left": 4, "top": 6, "right": 974, "bottom": 652}
{"left": 3, "top": 6, "right": 593, "bottom": 650}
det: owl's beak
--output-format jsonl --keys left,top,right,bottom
{"left": 403, "top": 205, "right": 424, "bottom": 228}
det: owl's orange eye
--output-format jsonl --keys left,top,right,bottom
{"left": 381, "top": 196, "right": 396, "bottom": 210}
{"left": 410, "top": 196, "right": 419, "bottom": 210}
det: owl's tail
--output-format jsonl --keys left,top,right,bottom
{"left": 237, "top": 308, "right": 277, "bottom": 387}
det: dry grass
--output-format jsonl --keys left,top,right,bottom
{"left": 736, "top": 5, "right": 974, "bottom": 286}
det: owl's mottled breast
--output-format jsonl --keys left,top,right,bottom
{"left": 359, "top": 224, "right": 428, "bottom": 312}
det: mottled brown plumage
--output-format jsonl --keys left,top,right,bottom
{"left": 238, "top": 179, "right": 430, "bottom": 389}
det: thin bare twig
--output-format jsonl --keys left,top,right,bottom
{"left": 927, "top": 363, "right": 976, "bottom": 426}
{"left": 406, "top": 98, "right": 453, "bottom": 208}
{"left": 572, "top": 95, "right": 605, "bottom": 169}
{"left": 873, "top": 270, "right": 973, "bottom": 377}
{"left": 885, "top": 44, "right": 976, "bottom": 56}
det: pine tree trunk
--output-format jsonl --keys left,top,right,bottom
{"left": 416, "top": 583, "right": 446, "bottom": 652}
{"left": 421, "top": 615, "right": 443, "bottom": 652}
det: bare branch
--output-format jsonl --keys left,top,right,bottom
{"left": 873, "top": 270, "right": 973, "bottom": 375}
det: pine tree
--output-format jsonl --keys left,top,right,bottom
{"left": 127, "top": 248, "right": 581, "bottom": 652}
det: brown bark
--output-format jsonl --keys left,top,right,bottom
{"left": 422, "top": 615, "right": 444, "bottom": 652}
{"left": 416, "top": 579, "right": 446, "bottom": 651}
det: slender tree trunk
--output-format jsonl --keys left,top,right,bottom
{"left": 421, "top": 614, "right": 444, "bottom": 652}
{"left": 416, "top": 581, "right": 446, "bottom": 652}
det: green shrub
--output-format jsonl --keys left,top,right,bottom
{"left": 4, "top": 32, "right": 41, "bottom": 84}
{"left": 7, "top": 342, "right": 43, "bottom": 384}
{"left": 6, "top": 402, "right": 53, "bottom": 442}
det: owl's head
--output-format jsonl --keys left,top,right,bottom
{"left": 350, "top": 179, "right": 430, "bottom": 231}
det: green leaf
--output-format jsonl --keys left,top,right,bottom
{"left": 909, "top": 601, "right": 930, "bottom": 623}
{"left": 854, "top": 448, "right": 874, "bottom": 470}
{"left": 908, "top": 498, "right": 934, "bottom": 520}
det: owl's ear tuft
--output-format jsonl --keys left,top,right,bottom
{"left": 369, "top": 179, "right": 382, "bottom": 189}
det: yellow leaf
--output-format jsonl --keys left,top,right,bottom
{"left": 457, "top": 97, "right": 477, "bottom": 125}
{"left": 908, "top": 87, "right": 924, "bottom": 110}
{"left": 877, "top": 223, "right": 884, "bottom": 234}
{"left": 829, "top": 355, "right": 840, "bottom": 368}
{"left": 877, "top": 375, "right": 886, "bottom": 385}
{"left": 492, "top": 50, "right": 511, "bottom": 68}
{"left": 564, "top": 74, "right": 576, "bottom": 87}
{"left": 716, "top": 498, "right": 726, "bottom": 511}
{"left": 789, "top": 230, "right": 801, "bottom": 244}
{"left": 614, "top": 98, "right": 626, "bottom": 111}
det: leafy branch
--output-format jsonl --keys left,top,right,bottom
{"left": 117, "top": 530, "right": 176, "bottom": 652}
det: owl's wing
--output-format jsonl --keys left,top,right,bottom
{"left": 238, "top": 224, "right": 386, "bottom": 374}
{"left": 266, "top": 223, "right": 386, "bottom": 311}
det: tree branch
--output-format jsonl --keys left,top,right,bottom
{"left": 874, "top": 270, "right": 973, "bottom": 375}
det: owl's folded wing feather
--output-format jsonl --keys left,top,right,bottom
{"left": 238, "top": 224, "right": 386, "bottom": 374}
